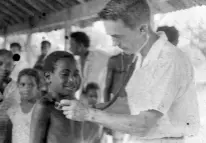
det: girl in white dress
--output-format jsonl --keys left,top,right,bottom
{"left": 7, "top": 68, "right": 41, "bottom": 143}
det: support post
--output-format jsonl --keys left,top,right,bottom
{"left": 25, "top": 32, "right": 32, "bottom": 66}
{"left": 64, "top": 21, "right": 72, "bottom": 52}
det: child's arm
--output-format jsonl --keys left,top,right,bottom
{"left": 30, "top": 100, "right": 50, "bottom": 143}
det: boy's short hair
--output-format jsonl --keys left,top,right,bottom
{"left": 84, "top": 82, "right": 99, "bottom": 94}
{"left": 0, "top": 49, "right": 13, "bottom": 58}
{"left": 43, "top": 51, "right": 75, "bottom": 73}
{"left": 70, "top": 31, "right": 90, "bottom": 48}
{"left": 17, "top": 68, "right": 40, "bottom": 87}
{"left": 10, "top": 42, "right": 21, "bottom": 51}
{"left": 98, "top": 0, "right": 150, "bottom": 29}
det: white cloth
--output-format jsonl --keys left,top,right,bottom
{"left": 77, "top": 50, "right": 110, "bottom": 102}
{"left": 7, "top": 103, "right": 33, "bottom": 143}
{"left": 0, "top": 81, "right": 20, "bottom": 111}
{"left": 125, "top": 34, "right": 200, "bottom": 142}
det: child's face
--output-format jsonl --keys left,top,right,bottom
{"left": 0, "top": 55, "right": 13, "bottom": 82}
{"left": 49, "top": 58, "right": 80, "bottom": 98}
{"left": 86, "top": 89, "right": 98, "bottom": 105}
{"left": 18, "top": 75, "right": 38, "bottom": 100}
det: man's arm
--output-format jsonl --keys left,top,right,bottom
{"left": 104, "top": 58, "right": 114, "bottom": 102}
{"left": 30, "top": 101, "right": 50, "bottom": 143}
{"left": 87, "top": 108, "right": 163, "bottom": 137}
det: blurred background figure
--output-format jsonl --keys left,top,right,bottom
{"left": 34, "top": 40, "right": 51, "bottom": 68}
{"left": 81, "top": 83, "right": 103, "bottom": 143}
{"left": 70, "top": 31, "right": 110, "bottom": 102}
{"left": 9, "top": 43, "right": 30, "bottom": 81}
{"left": 156, "top": 26, "right": 179, "bottom": 46}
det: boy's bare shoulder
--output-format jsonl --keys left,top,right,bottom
{"left": 35, "top": 96, "right": 54, "bottom": 113}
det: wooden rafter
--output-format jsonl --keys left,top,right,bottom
{"left": 9, "top": 0, "right": 34, "bottom": 16}
{"left": 38, "top": 0, "right": 58, "bottom": 12}
{"left": 76, "top": 0, "right": 85, "bottom": 4}
{"left": 0, "top": 1, "right": 26, "bottom": 19}
{"left": 54, "top": 0, "right": 66, "bottom": 7}
{"left": 24, "top": 0, "right": 43, "bottom": 14}
{"left": 0, "top": 8, "right": 22, "bottom": 23}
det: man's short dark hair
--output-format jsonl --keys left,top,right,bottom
{"left": 157, "top": 26, "right": 179, "bottom": 45}
{"left": 98, "top": 0, "right": 150, "bottom": 29}
{"left": 0, "top": 49, "right": 13, "bottom": 58}
{"left": 70, "top": 31, "right": 90, "bottom": 48}
{"left": 84, "top": 82, "right": 99, "bottom": 94}
{"left": 10, "top": 42, "right": 21, "bottom": 51}
{"left": 43, "top": 51, "right": 75, "bottom": 73}
{"left": 17, "top": 68, "right": 40, "bottom": 88}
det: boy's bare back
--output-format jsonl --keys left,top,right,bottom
{"left": 30, "top": 95, "right": 83, "bottom": 143}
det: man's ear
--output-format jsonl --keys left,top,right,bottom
{"left": 139, "top": 24, "right": 149, "bottom": 35}
{"left": 44, "top": 72, "right": 51, "bottom": 84}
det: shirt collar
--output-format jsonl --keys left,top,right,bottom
{"left": 141, "top": 32, "right": 167, "bottom": 67}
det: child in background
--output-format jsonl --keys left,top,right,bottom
{"left": 30, "top": 51, "right": 82, "bottom": 143}
{"left": 0, "top": 49, "right": 14, "bottom": 143}
{"left": 7, "top": 68, "right": 41, "bottom": 143}
{"left": 33, "top": 65, "right": 48, "bottom": 95}
{"left": 82, "top": 83, "right": 103, "bottom": 143}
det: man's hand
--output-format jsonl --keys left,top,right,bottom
{"left": 60, "top": 100, "right": 91, "bottom": 121}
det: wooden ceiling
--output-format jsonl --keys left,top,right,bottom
{"left": 0, "top": 0, "right": 92, "bottom": 34}
{"left": 0, "top": 0, "right": 206, "bottom": 35}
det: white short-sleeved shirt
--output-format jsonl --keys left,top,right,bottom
{"left": 126, "top": 34, "right": 200, "bottom": 140}
{"left": 77, "top": 50, "right": 110, "bottom": 102}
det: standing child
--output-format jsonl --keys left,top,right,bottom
{"left": 30, "top": 51, "right": 82, "bottom": 143}
{"left": 81, "top": 83, "right": 102, "bottom": 143}
{"left": 7, "top": 68, "right": 41, "bottom": 143}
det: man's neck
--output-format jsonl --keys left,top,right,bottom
{"left": 140, "top": 32, "right": 159, "bottom": 59}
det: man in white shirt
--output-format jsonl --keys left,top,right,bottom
{"left": 60, "top": 0, "right": 200, "bottom": 142}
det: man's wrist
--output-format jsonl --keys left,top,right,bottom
{"left": 86, "top": 107, "right": 97, "bottom": 122}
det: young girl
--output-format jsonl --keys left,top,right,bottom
{"left": 7, "top": 68, "right": 40, "bottom": 143}
{"left": 30, "top": 51, "right": 82, "bottom": 143}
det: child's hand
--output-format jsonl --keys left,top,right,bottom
{"left": 60, "top": 99, "right": 90, "bottom": 121}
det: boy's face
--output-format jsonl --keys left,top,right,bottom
{"left": 10, "top": 46, "right": 21, "bottom": 54}
{"left": 49, "top": 58, "right": 80, "bottom": 98}
{"left": 18, "top": 75, "right": 38, "bottom": 100}
{"left": 0, "top": 55, "right": 13, "bottom": 82}
{"left": 41, "top": 43, "right": 50, "bottom": 55}
{"left": 86, "top": 89, "right": 98, "bottom": 105}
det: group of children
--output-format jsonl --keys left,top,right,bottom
{"left": 0, "top": 49, "right": 101, "bottom": 143}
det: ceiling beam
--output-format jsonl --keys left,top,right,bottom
{"left": 24, "top": 0, "right": 43, "bottom": 14}
{"left": 54, "top": 0, "right": 66, "bottom": 7}
{"left": 76, "top": 0, "right": 85, "bottom": 4}
{"left": 38, "top": 0, "right": 58, "bottom": 12}
{"left": 9, "top": 0, "right": 35, "bottom": 16}
{"left": 0, "top": 8, "right": 22, "bottom": 23}
{"left": 0, "top": 1, "right": 26, "bottom": 19}
{"left": 0, "top": 0, "right": 110, "bottom": 35}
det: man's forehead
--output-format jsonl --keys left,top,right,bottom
{"left": 102, "top": 20, "right": 137, "bottom": 36}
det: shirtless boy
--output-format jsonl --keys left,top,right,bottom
{"left": 30, "top": 51, "right": 82, "bottom": 143}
